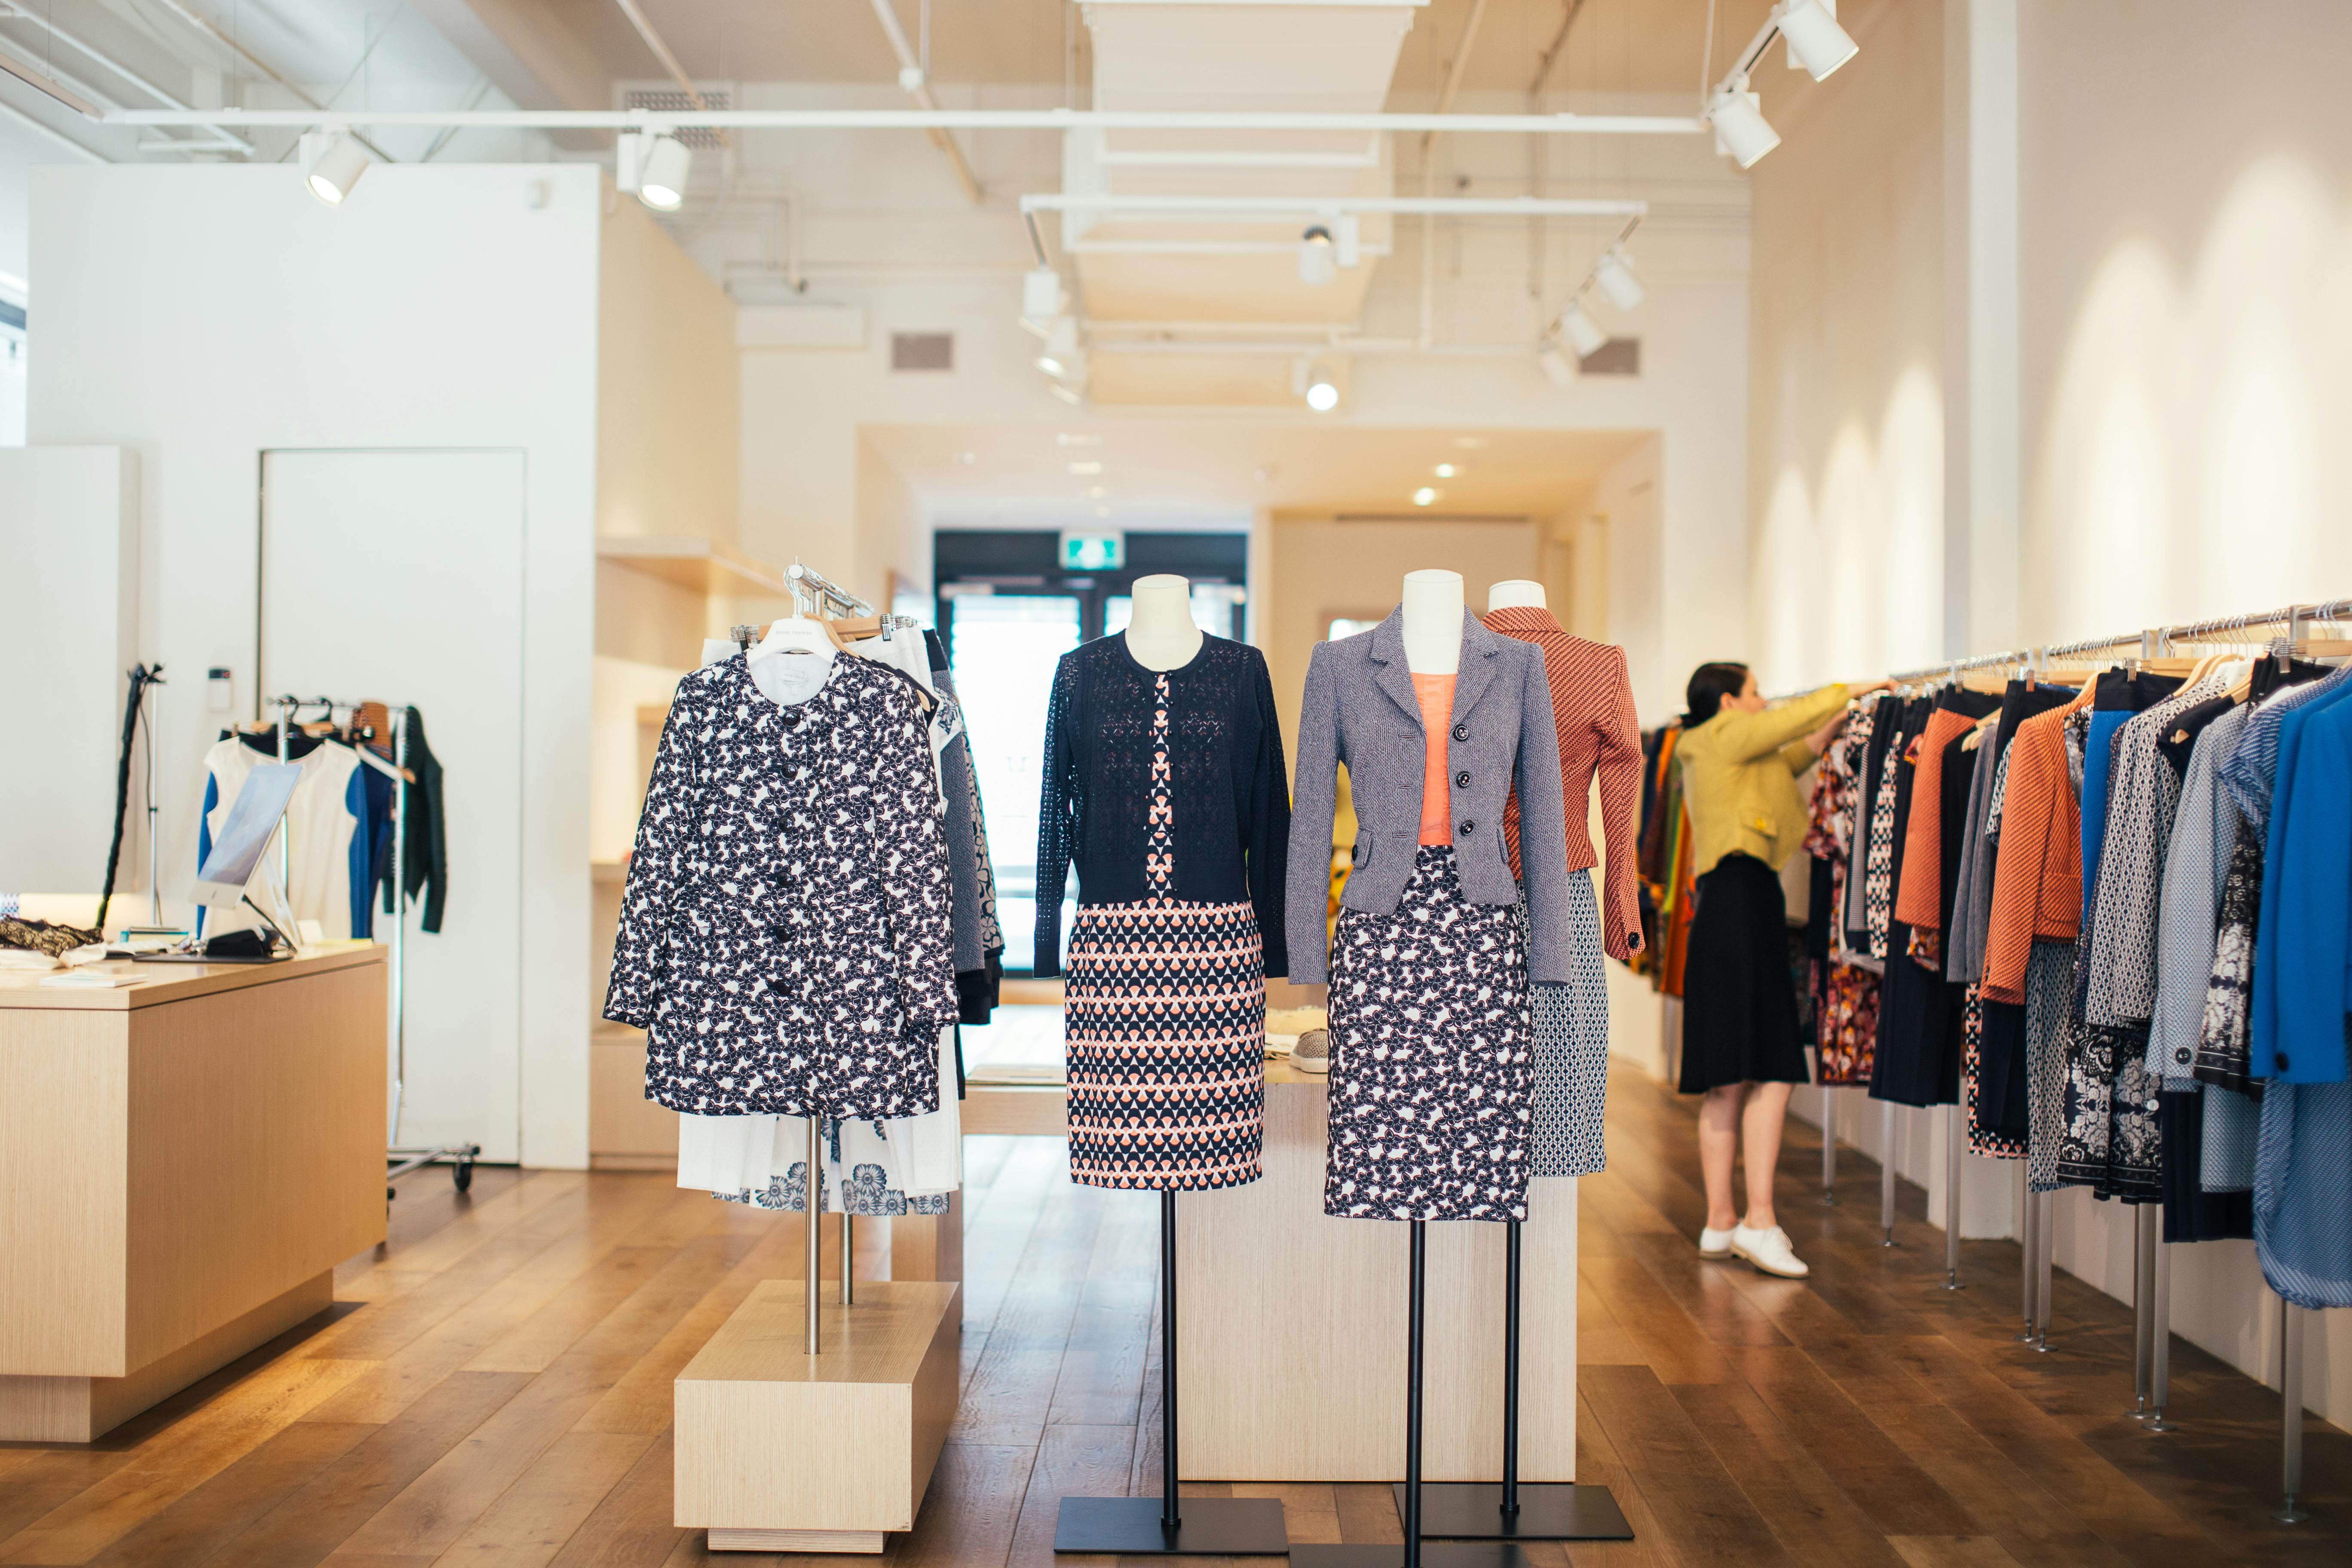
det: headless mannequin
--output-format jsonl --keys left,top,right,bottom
{"left": 1125, "top": 573, "right": 1206, "bottom": 672}
{"left": 1487, "top": 579, "right": 1546, "bottom": 614}
{"left": 1399, "top": 569, "right": 1464, "bottom": 674}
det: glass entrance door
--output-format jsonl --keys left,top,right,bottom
{"left": 943, "top": 590, "right": 1083, "bottom": 974}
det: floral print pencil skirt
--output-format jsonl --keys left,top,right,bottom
{"left": 1324, "top": 845, "right": 1532, "bottom": 1222}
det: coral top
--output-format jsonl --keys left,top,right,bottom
{"left": 1413, "top": 672, "right": 1457, "bottom": 845}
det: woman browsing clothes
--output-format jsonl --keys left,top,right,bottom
{"left": 1672, "top": 662, "right": 1890, "bottom": 1278}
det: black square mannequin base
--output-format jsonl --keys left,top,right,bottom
{"left": 1289, "top": 1543, "right": 1531, "bottom": 1568}
{"left": 1053, "top": 1495, "right": 1289, "bottom": 1556}
{"left": 1390, "top": 1482, "right": 1635, "bottom": 1540}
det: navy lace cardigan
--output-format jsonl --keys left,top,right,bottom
{"left": 1033, "top": 634, "right": 1291, "bottom": 979}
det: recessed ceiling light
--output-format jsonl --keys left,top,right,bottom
{"left": 1068, "top": 461, "right": 1102, "bottom": 475}
{"left": 1057, "top": 432, "right": 1102, "bottom": 447}
{"left": 956, "top": 451, "right": 977, "bottom": 465}
{"left": 1452, "top": 436, "right": 1488, "bottom": 450}
{"left": 1087, "top": 486, "right": 1106, "bottom": 498}
{"left": 1412, "top": 487, "right": 1442, "bottom": 507}
{"left": 1095, "top": 506, "right": 1110, "bottom": 518}
{"left": 1433, "top": 463, "right": 1458, "bottom": 479}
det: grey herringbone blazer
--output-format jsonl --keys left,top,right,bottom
{"left": 1286, "top": 606, "right": 1574, "bottom": 986}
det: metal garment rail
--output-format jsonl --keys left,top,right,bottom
{"left": 266, "top": 695, "right": 481, "bottom": 1197}
{"left": 1799, "top": 596, "right": 2352, "bottom": 1523}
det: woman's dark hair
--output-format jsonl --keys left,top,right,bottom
{"left": 1683, "top": 662, "right": 1752, "bottom": 728}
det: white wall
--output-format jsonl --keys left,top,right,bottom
{"left": 0, "top": 446, "right": 136, "bottom": 897}
{"left": 28, "top": 163, "right": 602, "bottom": 1168}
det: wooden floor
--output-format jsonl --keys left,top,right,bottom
{"left": 0, "top": 1068, "right": 2343, "bottom": 1566}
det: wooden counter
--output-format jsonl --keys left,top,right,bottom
{"left": 1175, "top": 1062, "right": 1578, "bottom": 1482}
{"left": 0, "top": 945, "right": 388, "bottom": 1440}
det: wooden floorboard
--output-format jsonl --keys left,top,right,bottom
{"left": 2, "top": 1067, "right": 2343, "bottom": 1565}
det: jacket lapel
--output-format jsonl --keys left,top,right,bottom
{"left": 1366, "top": 607, "right": 1427, "bottom": 728}
{"left": 1450, "top": 609, "right": 1503, "bottom": 725}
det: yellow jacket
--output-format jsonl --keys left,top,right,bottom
{"left": 1674, "top": 683, "right": 1851, "bottom": 879}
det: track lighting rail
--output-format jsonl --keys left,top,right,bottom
{"left": 96, "top": 107, "right": 1707, "bottom": 135}
{"left": 1020, "top": 193, "right": 1648, "bottom": 219}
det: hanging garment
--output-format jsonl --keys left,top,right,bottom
{"left": 675, "top": 1099, "right": 955, "bottom": 1218}
{"left": 2024, "top": 938, "right": 2075, "bottom": 1192}
{"left": 2254, "top": 1082, "right": 2352, "bottom": 1308}
{"left": 1678, "top": 853, "right": 1811, "bottom": 1093}
{"left": 1524, "top": 871, "right": 1610, "bottom": 1176}
{"left": 196, "top": 731, "right": 371, "bottom": 940}
{"left": 1802, "top": 717, "right": 1880, "bottom": 1084}
{"left": 1840, "top": 695, "right": 1893, "bottom": 952}
{"left": 1325, "top": 845, "right": 1531, "bottom": 1222}
{"left": 1862, "top": 720, "right": 1906, "bottom": 961}
{"left": 1040, "top": 634, "right": 1291, "bottom": 979}
{"left": 2159, "top": 1086, "right": 2252, "bottom": 1243}
{"left": 1482, "top": 606, "right": 1645, "bottom": 959}
{"left": 2146, "top": 702, "right": 2249, "bottom": 1087}
{"left": 374, "top": 706, "right": 449, "bottom": 933}
{"left": 2202, "top": 1081, "right": 2260, "bottom": 1193}
{"left": 1981, "top": 683, "right": 2101, "bottom": 1005}
{"left": 1063, "top": 668, "right": 1268, "bottom": 1191}
{"left": 606, "top": 653, "right": 959, "bottom": 1121}
{"left": 2253, "top": 676, "right": 2352, "bottom": 1084}
{"left": 1874, "top": 698, "right": 1969, "bottom": 1108}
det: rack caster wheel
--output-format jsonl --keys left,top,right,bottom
{"left": 387, "top": 1185, "right": 397, "bottom": 1203}
{"left": 453, "top": 1160, "right": 474, "bottom": 1193}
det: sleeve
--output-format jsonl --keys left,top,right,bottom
{"left": 345, "top": 765, "right": 373, "bottom": 939}
{"left": 1032, "top": 652, "right": 1081, "bottom": 980}
{"left": 1780, "top": 740, "right": 1818, "bottom": 776}
{"left": 1284, "top": 643, "right": 1341, "bottom": 986}
{"left": 1980, "top": 727, "right": 2051, "bottom": 1006}
{"left": 1513, "top": 650, "right": 1577, "bottom": 986}
{"left": 1706, "top": 684, "right": 1850, "bottom": 764}
{"left": 603, "top": 685, "right": 699, "bottom": 1029}
{"left": 1594, "top": 646, "right": 1645, "bottom": 960}
{"left": 1246, "top": 652, "right": 1293, "bottom": 979}
{"left": 873, "top": 685, "right": 962, "bottom": 1036}
{"left": 2264, "top": 706, "right": 2352, "bottom": 1083}
{"left": 933, "top": 699, "right": 986, "bottom": 977}
{"left": 195, "top": 769, "right": 220, "bottom": 939}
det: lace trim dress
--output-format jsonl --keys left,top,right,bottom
{"left": 1063, "top": 670, "right": 1268, "bottom": 1191}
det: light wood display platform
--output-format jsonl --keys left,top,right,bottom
{"left": 0, "top": 946, "right": 388, "bottom": 1441}
{"left": 675, "top": 1279, "right": 960, "bottom": 1554}
{"left": 1176, "top": 1062, "right": 1577, "bottom": 1482}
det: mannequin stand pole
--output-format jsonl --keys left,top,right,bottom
{"left": 1054, "top": 1191, "right": 1289, "bottom": 1556}
{"left": 1397, "top": 1222, "right": 1632, "bottom": 1544}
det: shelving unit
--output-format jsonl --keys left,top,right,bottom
{"left": 596, "top": 536, "right": 794, "bottom": 598}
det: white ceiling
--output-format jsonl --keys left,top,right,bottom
{"left": 868, "top": 420, "right": 1645, "bottom": 522}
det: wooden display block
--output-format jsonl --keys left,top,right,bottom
{"left": 675, "top": 1279, "right": 960, "bottom": 1554}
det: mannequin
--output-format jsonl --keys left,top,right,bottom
{"left": 1488, "top": 579, "right": 1546, "bottom": 613}
{"left": 1125, "top": 573, "right": 1205, "bottom": 671}
{"left": 1400, "top": 568, "right": 1464, "bottom": 674}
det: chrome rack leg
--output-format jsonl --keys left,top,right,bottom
{"left": 1879, "top": 1099, "right": 1899, "bottom": 1247}
{"left": 2032, "top": 1189, "right": 2055, "bottom": 1352}
{"left": 843, "top": 1211, "right": 855, "bottom": 1305}
{"left": 1941, "top": 1103, "right": 1965, "bottom": 1290}
{"left": 2274, "top": 1295, "right": 2312, "bottom": 1523}
{"left": 1821, "top": 1086, "right": 1840, "bottom": 1206}
{"left": 805, "top": 1116, "right": 823, "bottom": 1356}
{"left": 2126, "top": 1205, "right": 2152, "bottom": 1419}
{"left": 2144, "top": 1219, "right": 2173, "bottom": 1433}
{"left": 2015, "top": 1164, "right": 2038, "bottom": 1340}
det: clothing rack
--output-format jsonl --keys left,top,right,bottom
{"left": 264, "top": 694, "right": 478, "bottom": 1199}
{"left": 1806, "top": 593, "right": 2351, "bottom": 1524}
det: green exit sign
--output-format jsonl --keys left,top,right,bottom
{"left": 1059, "top": 530, "right": 1124, "bottom": 571}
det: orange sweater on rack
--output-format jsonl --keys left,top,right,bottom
{"left": 1980, "top": 684, "right": 2100, "bottom": 1005}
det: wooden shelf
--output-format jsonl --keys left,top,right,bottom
{"left": 596, "top": 536, "right": 791, "bottom": 598}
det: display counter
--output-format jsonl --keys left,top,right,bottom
{"left": 0, "top": 945, "right": 388, "bottom": 1440}
{"left": 1176, "top": 1060, "right": 1577, "bottom": 1482}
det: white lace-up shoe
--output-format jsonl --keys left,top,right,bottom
{"left": 1698, "top": 1225, "right": 1734, "bottom": 1260}
{"left": 1729, "top": 1223, "right": 1810, "bottom": 1278}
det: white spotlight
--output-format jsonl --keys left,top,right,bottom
{"left": 1706, "top": 84, "right": 1781, "bottom": 169}
{"left": 1777, "top": 0, "right": 1859, "bottom": 81}
{"left": 1412, "top": 486, "right": 1441, "bottom": 507}
{"left": 1556, "top": 304, "right": 1608, "bottom": 359}
{"left": 300, "top": 131, "right": 369, "bottom": 206}
{"left": 1037, "top": 316, "right": 1080, "bottom": 377}
{"left": 1593, "top": 251, "right": 1647, "bottom": 312}
{"left": 1536, "top": 344, "right": 1577, "bottom": 388}
{"left": 1303, "top": 362, "right": 1341, "bottom": 412}
{"left": 618, "top": 132, "right": 691, "bottom": 211}
{"left": 1298, "top": 224, "right": 1337, "bottom": 286}
{"left": 1022, "top": 267, "right": 1066, "bottom": 330}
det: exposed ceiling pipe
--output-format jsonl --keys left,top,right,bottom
{"left": 0, "top": 44, "right": 103, "bottom": 116}
{"left": 1420, "top": 0, "right": 1490, "bottom": 349}
{"left": 102, "top": 107, "right": 1707, "bottom": 134}
{"left": 145, "top": 0, "right": 395, "bottom": 162}
{"left": 866, "top": 0, "right": 981, "bottom": 202}
{"left": 1528, "top": 0, "right": 1588, "bottom": 96}
{"left": 1025, "top": 193, "right": 1645, "bottom": 217}
{"left": 0, "top": 1, "right": 255, "bottom": 153}
{"left": 610, "top": 0, "right": 730, "bottom": 149}
{"left": 1524, "top": 0, "right": 1587, "bottom": 300}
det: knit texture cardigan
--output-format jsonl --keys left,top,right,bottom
{"left": 1033, "top": 633, "right": 1292, "bottom": 979}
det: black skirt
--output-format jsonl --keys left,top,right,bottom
{"left": 1679, "top": 854, "right": 1812, "bottom": 1093}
